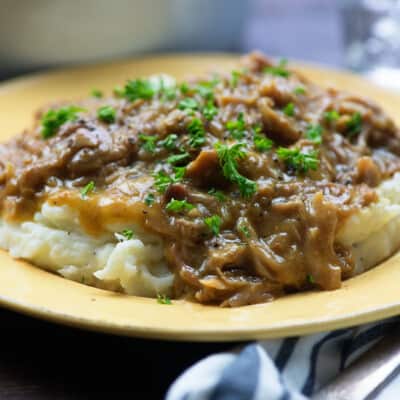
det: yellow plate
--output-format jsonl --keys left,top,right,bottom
{"left": 1, "top": 54, "right": 400, "bottom": 342}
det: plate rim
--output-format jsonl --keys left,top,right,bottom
{"left": 1, "top": 287, "right": 400, "bottom": 342}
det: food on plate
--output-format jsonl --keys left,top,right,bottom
{"left": 1, "top": 52, "right": 400, "bottom": 307}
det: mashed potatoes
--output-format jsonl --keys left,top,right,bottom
{"left": 0, "top": 173, "right": 399, "bottom": 297}
{"left": 0, "top": 202, "right": 173, "bottom": 297}
{"left": 337, "top": 172, "right": 400, "bottom": 274}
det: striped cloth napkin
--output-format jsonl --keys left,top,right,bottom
{"left": 166, "top": 317, "right": 400, "bottom": 399}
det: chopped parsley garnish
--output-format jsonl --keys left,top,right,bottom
{"left": 153, "top": 171, "right": 173, "bottom": 193}
{"left": 196, "top": 85, "right": 213, "bottom": 100}
{"left": 159, "top": 134, "right": 178, "bottom": 150}
{"left": 91, "top": 89, "right": 103, "bottom": 98}
{"left": 239, "top": 224, "right": 251, "bottom": 238}
{"left": 97, "top": 105, "right": 116, "bottom": 123}
{"left": 203, "top": 101, "right": 218, "bottom": 121}
{"left": 167, "top": 152, "right": 190, "bottom": 165}
{"left": 115, "top": 229, "right": 134, "bottom": 241}
{"left": 166, "top": 198, "right": 195, "bottom": 213}
{"left": 294, "top": 86, "right": 306, "bottom": 95}
{"left": 113, "top": 86, "right": 125, "bottom": 97}
{"left": 277, "top": 147, "right": 319, "bottom": 173}
{"left": 173, "top": 166, "right": 186, "bottom": 180}
{"left": 80, "top": 181, "right": 95, "bottom": 198}
{"left": 231, "top": 70, "right": 241, "bottom": 87}
{"left": 178, "top": 97, "right": 199, "bottom": 112}
{"left": 157, "top": 293, "right": 172, "bottom": 305}
{"left": 208, "top": 188, "right": 226, "bottom": 202}
{"left": 41, "top": 106, "right": 85, "bottom": 139}
{"left": 253, "top": 124, "right": 262, "bottom": 134}
{"left": 253, "top": 125, "right": 273, "bottom": 151}
{"left": 139, "top": 134, "right": 157, "bottom": 153}
{"left": 307, "top": 274, "right": 315, "bottom": 284}
{"left": 324, "top": 110, "right": 340, "bottom": 122}
{"left": 196, "top": 80, "right": 218, "bottom": 100}
{"left": 144, "top": 193, "right": 155, "bottom": 206}
{"left": 160, "top": 86, "right": 177, "bottom": 101}
{"left": 254, "top": 132, "right": 273, "bottom": 152}
{"left": 283, "top": 102, "right": 295, "bottom": 117}
{"left": 204, "top": 215, "right": 222, "bottom": 236}
{"left": 346, "top": 112, "right": 362, "bottom": 137}
{"left": 154, "top": 76, "right": 177, "bottom": 101}
{"left": 215, "top": 142, "right": 257, "bottom": 198}
{"left": 264, "top": 59, "right": 290, "bottom": 78}
{"left": 226, "top": 112, "right": 246, "bottom": 140}
{"left": 180, "top": 82, "right": 190, "bottom": 94}
{"left": 122, "top": 229, "right": 134, "bottom": 240}
{"left": 187, "top": 118, "right": 206, "bottom": 148}
{"left": 123, "top": 78, "right": 155, "bottom": 101}
{"left": 305, "top": 124, "right": 323, "bottom": 144}
{"left": 153, "top": 167, "right": 185, "bottom": 193}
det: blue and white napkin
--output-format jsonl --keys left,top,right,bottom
{"left": 167, "top": 318, "right": 400, "bottom": 399}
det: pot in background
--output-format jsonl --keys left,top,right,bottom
{"left": 0, "top": 0, "right": 248, "bottom": 77}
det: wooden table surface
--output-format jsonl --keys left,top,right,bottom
{"left": 0, "top": 308, "right": 233, "bottom": 399}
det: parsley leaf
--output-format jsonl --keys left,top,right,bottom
{"left": 294, "top": 86, "right": 306, "bottom": 95}
{"left": 41, "top": 106, "right": 85, "bottom": 139}
{"left": 226, "top": 112, "right": 246, "bottom": 140}
{"left": 178, "top": 98, "right": 199, "bottom": 112}
{"left": 324, "top": 110, "right": 340, "bottom": 122}
{"left": 160, "top": 86, "right": 177, "bottom": 101}
{"left": 346, "top": 112, "right": 362, "bottom": 137}
{"left": 166, "top": 198, "right": 195, "bottom": 213}
{"left": 195, "top": 79, "right": 218, "bottom": 100}
{"left": 253, "top": 124, "right": 262, "bottom": 134}
{"left": 113, "top": 86, "right": 125, "bottom": 97}
{"left": 277, "top": 147, "right": 319, "bottom": 173}
{"left": 152, "top": 76, "right": 177, "bottom": 101}
{"left": 157, "top": 293, "right": 172, "bottom": 305}
{"left": 283, "top": 102, "right": 295, "bottom": 117}
{"left": 122, "top": 229, "right": 134, "bottom": 240}
{"left": 253, "top": 125, "right": 273, "bottom": 151}
{"left": 115, "top": 229, "right": 134, "bottom": 241}
{"left": 97, "top": 105, "right": 116, "bottom": 123}
{"left": 208, "top": 188, "right": 226, "bottom": 202}
{"left": 254, "top": 133, "right": 273, "bottom": 152}
{"left": 153, "top": 171, "right": 172, "bottom": 193}
{"left": 173, "top": 166, "right": 186, "bottom": 180}
{"left": 153, "top": 167, "right": 186, "bottom": 193}
{"left": 305, "top": 124, "right": 323, "bottom": 144}
{"left": 81, "top": 181, "right": 95, "bottom": 198}
{"left": 264, "top": 59, "right": 290, "bottom": 78}
{"left": 91, "top": 89, "right": 103, "bottom": 98}
{"left": 167, "top": 152, "right": 190, "bottom": 165}
{"left": 180, "top": 82, "right": 190, "bottom": 94}
{"left": 144, "top": 193, "right": 155, "bottom": 206}
{"left": 239, "top": 224, "right": 251, "bottom": 238}
{"left": 123, "top": 79, "right": 155, "bottom": 101}
{"left": 231, "top": 70, "right": 241, "bottom": 87}
{"left": 187, "top": 118, "right": 206, "bottom": 148}
{"left": 215, "top": 142, "right": 257, "bottom": 198}
{"left": 159, "top": 134, "right": 178, "bottom": 150}
{"left": 204, "top": 215, "right": 222, "bottom": 236}
{"left": 196, "top": 85, "right": 213, "bottom": 100}
{"left": 203, "top": 101, "right": 218, "bottom": 121}
{"left": 139, "top": 134, "right": 157, "bottom": 153}
{"left": 307, "top": 274, "right": 315, "bottom": 284}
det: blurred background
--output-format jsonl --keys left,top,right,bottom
{"left": 1, "top": 0, "right": 400, "bottom": 90}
